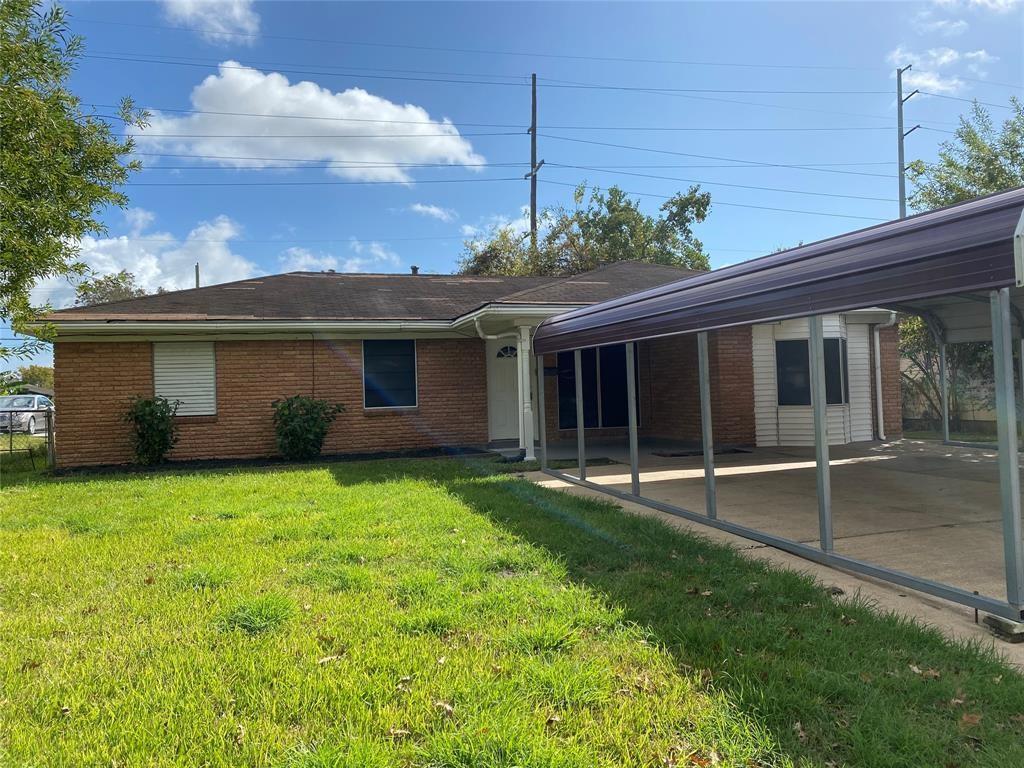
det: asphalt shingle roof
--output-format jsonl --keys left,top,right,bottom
{"left": 48, "top": 261, "right": 700, "bottom": 322}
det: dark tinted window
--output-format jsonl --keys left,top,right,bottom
{"left": 363, "top": 340, "right": 417, "bottom": 408}
{"left": 557, "top": 344, "right": 636, "bottom": 429}
{"left": 776, "top": 338, "right": 847, "bottom": 406}
{"left": 776, "top": 340, "right": 811, "bottom": 405}
{"left": 823, "top": 338, "right": 848, "bottom": 405}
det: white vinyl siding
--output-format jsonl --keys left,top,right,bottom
{"left": 153, "top": 342, "right": 217, "bottom": 416}
{"left": 846, "top": 323, "right": 874, "bottom": 441}
{"left": 751, "top": 315, "right": 870, "bottom": 447}
{"left": 752, "top": 324, "right": 779, "bottom": 446}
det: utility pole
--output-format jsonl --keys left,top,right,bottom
{"left": 194, "top": 262, "right": 200, "bottom": 288}
{"left": 896, "top": 64, "right": 920, "bottom": 218}
{"left": 524, "top": 72, "right": 544, "bottom": 252}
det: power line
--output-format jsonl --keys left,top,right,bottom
{"left": 82, "top": 53, "right": 893, "bottom": 99}
{"left": 574, "top": 160, "right": 894, "bottom": 168}
{"left": 540, "top": 179, "right": 887, "bottom": 221}
{"left": 82, "top": 54, "right": 536, "bottom": 89}
{"left": 87, "top": 51, "right": 532, "bottom": 84}
{"left": 90, "top": 102, "right": 893, "bottom": 133}
{"left": 547, "top": 163, "right": 897, "bottom": 202}
{"left": 536, "top": 76, "right": 896, "bottom": 122}
{"left": 131, "top": 152, "right": 892, "bottom": 170}
{"left": 125, "top": 177, "right": 525, "bottom": 187}
{"left": 540, "top": 134, "right": 896, "bottom": 178}
{"left": 88, "top": 102, "right": 528, "bottom": 129}
{"left": 137, "top": 162, "right": 529, "bottom": 170}
{"left": 71, "top": 17, "right": 884, "bottom": 71}
{"left": 918, "top": 91, "right": 1018, "bottom": 110}
{"left": 958, "top": 76, "right": 1024, "bottom": 91}
{"left": 132, "top": 151, "right": 516, "bottom": 164}
{"left": 126, "top": 131, "right": 521, "bottom": 139}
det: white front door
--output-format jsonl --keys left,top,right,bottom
{"left": 486, "top": 339, "right": 520, "bottom": 441}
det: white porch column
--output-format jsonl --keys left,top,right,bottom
{"left": 518, "top": 326, "right": 536, "bottom": 460}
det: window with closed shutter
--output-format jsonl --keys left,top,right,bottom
{"left": 153, "top": 342, "right": 217, "bottom": 416}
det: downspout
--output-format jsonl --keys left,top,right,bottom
{"left": 474, "top": 318, "right": 517, "bottom": 341}
{"left": 873, "top": 312, "right": 897, "bottom": 441}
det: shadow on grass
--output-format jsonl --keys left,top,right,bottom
{"left": 337, "top": 459, "right": 1024, "bottom": 768}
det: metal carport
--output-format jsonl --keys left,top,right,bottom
{"left": 532, "top": 187, "right": 1024, "bottom": 621}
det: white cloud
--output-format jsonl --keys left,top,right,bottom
{"left": 934, "top": 0, "right": 1020, "bottom": 11}
{"left": 135, "top": 62, "right": 485, "bottom": 182}
{"left": 408, "top": 203, "right": 457, "bottom": 222}
{"left": 31, "top": 214, "right": 259, "bottom": 308}
{"left": 964, "top": 49, "right": 998, "bottom": 75}
{"left": 913, "top": 12, "right": 969, "bottom": 36}
{"left": 887, "top": 45, "right": 1000, "bottom": 92}
{"left": 124, "top": 208, "right": 156, "bottom": 237}
{"left": 161, "top": 0, "right": 260, "bottom": 45}
{"left": 460, "top": 205, "right": 556, "bottom": 242}
{"left": 279, "top": 241, "right": 402, "bottom": 274}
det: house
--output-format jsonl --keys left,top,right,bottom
{"left": 41, "top": 261, "right": 901, "bottom": 468}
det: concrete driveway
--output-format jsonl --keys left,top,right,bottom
{"left": 532, "top": 438, "right": 1023, "bottom": 664}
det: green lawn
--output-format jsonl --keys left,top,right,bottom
{"left": 1, "top": 457, "right": 1023, "bottom": 767}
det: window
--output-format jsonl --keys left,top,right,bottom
{"left": 153, "top": 342, "right": 216, "bottom": 416}
{"left": 557, "top": 344, "right": 638, "bottom": 429}
{"left": 363, "top": 340, "right": 417, "bottom": 408}
{"left": 775, "top": 338, "right": 848, "bottom": 406}
{"left": 496, "top": 345, "right": 517, "bottom": 358}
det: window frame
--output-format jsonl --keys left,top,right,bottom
{"left": 774, "top": 337, "right": 849, "bottom": 407}
{"left": 556, "top": 343, "right": 639, "bottom": 430}
{"left": 153, "top": 341, "right": 218, "bottom": 417}
{"left": 362, "top": 339, "right": 419, "bottom": 410}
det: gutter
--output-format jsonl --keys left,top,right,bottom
{"left": 474, "top": 317, "right": 518, "bottom": 341}
{"left": 31, "top": 302, "right": 587, "bottom": 338}
{"left": 873, "top": 312, "right": 897, "bottom": 440}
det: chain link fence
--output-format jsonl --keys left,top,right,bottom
{"left": 0, "top": 409, "right": 55, "bottom": 470}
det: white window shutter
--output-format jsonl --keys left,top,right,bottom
{"left": 153, "top": 342, "right": 217, "bottom": 416}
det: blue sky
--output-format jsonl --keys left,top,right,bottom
{"left": 7, "top": 0, "right": 1024, "bottom": 367}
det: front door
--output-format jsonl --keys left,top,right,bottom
{"left": 486, "top": 339, "right": 520, "bottom": 441}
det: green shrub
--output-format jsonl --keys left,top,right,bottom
{"left": 272, "top": 395, "right": 344, "bottom": 461}
{"left": 124, "top": 396, "right": 179, "bottom": 465}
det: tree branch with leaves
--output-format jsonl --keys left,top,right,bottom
{"left": 0, "top": 0, "right": 147, "bottom": 360}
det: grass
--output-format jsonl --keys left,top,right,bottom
{"left": 1, "top": 457, "right": 1022, "bottom": 767}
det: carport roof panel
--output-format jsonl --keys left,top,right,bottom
{"left": 533, "top": 187, "right": 1024, "bottom": 355}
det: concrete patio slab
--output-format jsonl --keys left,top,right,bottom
{"left": 530, "top": 438, "right": 1024, "bottom": 668}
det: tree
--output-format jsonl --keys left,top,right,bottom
{"left": 907, "top": 97, "right": 1023, "bottom": 211}
{"left": 901, "top": 99, "right": 1023, "bottom": 429}
{"left": 459, "top": 183, "right": 711, "bottom": 276}
{"left": 0, "top": 0, "right": 146, "bottom": 361}
{"left": 75, "top": 270, "right": 148, "bottom": 306}
{"left": 16, "top": 364, "right": 53, "bottom": 389}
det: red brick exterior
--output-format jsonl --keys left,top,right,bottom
{"left": 53, "top": 323, "right": 902, "bottom": 468}
{"left": 879, "top": 324, "right": 904, "bottom": 439}
{"left": 53, "top": 338, "right": 487, "bottom": 468}
{"left": 53, "top": 342, "right": 155, "bottom": 467}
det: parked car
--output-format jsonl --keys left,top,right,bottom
{"left": 0, "top": 394, "right": 54, "bottom": 434}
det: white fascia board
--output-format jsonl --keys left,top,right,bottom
{"left": 38, "top": 302, "right": 587, "bottom": 339}
{"left": 452, "top": 303, "right": 585, "bottom": 327}
{"left": 40, "top": 319, "right": 453, "bottom": 336}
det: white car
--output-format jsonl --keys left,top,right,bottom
{"left": 0, "top": 395, "right": 54, "bottom": 434}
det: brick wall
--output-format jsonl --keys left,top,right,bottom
{"left": 542, "top": 328, "right": 756, "bottom": 447}
{"left": 54, "top": 338, "right": 487, "bottom": 467}
{"left": 53, "top": 342, "right": 155, "bottom": 467}
{"left": 879, "top": 324, "right": 903, "bottom": 439}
